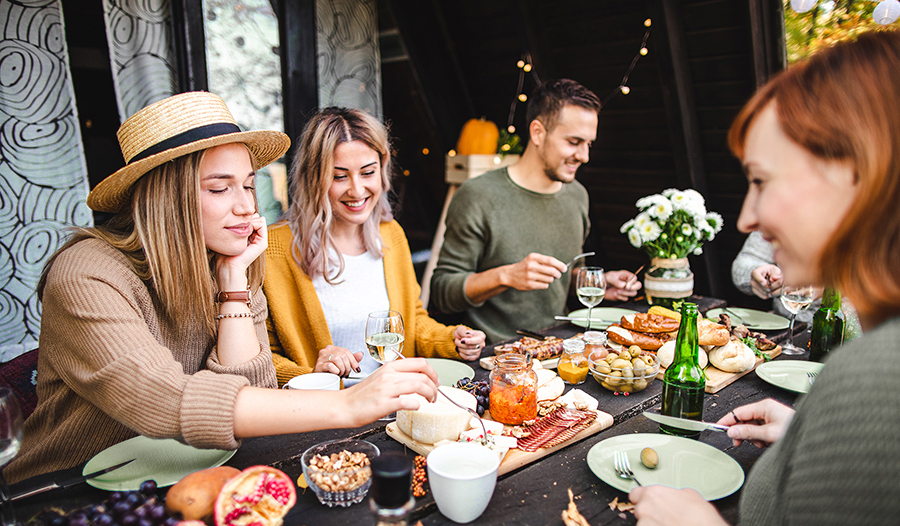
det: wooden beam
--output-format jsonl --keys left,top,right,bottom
{"left": 647, "top": 0, "right": 721, "bottom": 297}
{"left": 383, "top": 0, "right": 475, "bottom": 150}
{"left": 169, "top": 0, "right": 208, "bottom": 92}
{"left": 277, "top": 0, "right": 318, "bottom": 179}
{"left": 748, "top": 0, "right": 787, "bottom": 87}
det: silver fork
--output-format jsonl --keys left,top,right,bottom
{"left": 807, "top": 371, "right": 818, "bottom": 386}
{"left": 613, "top": 451, "right": 642, "bottom": 487}
{"left": 564, "top": 252, "right": 595, "bottom": 272}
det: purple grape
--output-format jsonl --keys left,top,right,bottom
{"left": 95, "top": 514, "right": 115, "bottom": 526}
{"left": 67, "top": 518, "right": 88, "bottom": 526}
{"left": 163, "top": 517, "right": 180, "bottom": 526}
{"left": 133, "top": 506, "right": 149, "bottom": 520}
{"left": 148, "top": 504, "right": 167, "bottom": 522}
{"left": 139, "top": 479, "right": 157, "bottom": 496}
{"left": 138, "top": 518, "right": 154, "bottom": 526}
{"left": 48, "top": 514, "right": 67, "bottom": 526}
{"left": 112, "top": 502, "right": 131, "bottom": 518}
{"left": 120, "top": 514, "right": 138, "bottom": 526}
{"left": 476, "top": 405, "right": 485, "bottom": 416}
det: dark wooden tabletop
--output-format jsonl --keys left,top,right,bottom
{"left": 9, "top": 296, "right": 813, "bottom": 525}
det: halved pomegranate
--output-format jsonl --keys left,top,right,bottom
{"left": 214, "top": 466, "right": 296, "bottom": 526}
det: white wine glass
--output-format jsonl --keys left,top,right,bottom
{"left": 365, "top": 310, "right": 405, "bottom": 421}
{"left": 0, "top": 387, "right": 23, "bottom": 526}
{"left": 576, "top": 267, "right": 607, "bottom": 331}
{"left": 779, "top": 283, "right": 816, "bottom": 355}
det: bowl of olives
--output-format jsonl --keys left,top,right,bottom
{"left": 587, "top": 345, "right": 660, "bottom": 393}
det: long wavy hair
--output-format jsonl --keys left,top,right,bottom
{"left": 286, "top": 107, "right": 393, "bottom": 283}
{"left": 39, "top": 147, "right": 265, "bottom": 337}
{"left": 728, "top": 29, "right": 900, "bottom": 326}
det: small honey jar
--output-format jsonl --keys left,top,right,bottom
{"left": 558, "top": 338, "right": 589, "bottom": 385}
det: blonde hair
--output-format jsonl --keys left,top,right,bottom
{"left": 40, "top": 149, "right": 264, "bottom": 337}
{"left": 728, "top": 29, "right": 900, "bottom": 325}
{"left": 286, "top": 107, "right": 393, "bottom": 283}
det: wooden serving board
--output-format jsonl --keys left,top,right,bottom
{"left": 655, "top": 345, "right": 782, "bottom": 393}
{"left": 385, "top": 409, "right": 614, "bottom": 477}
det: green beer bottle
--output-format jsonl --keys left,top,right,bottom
{"left": 808, "top": 288, "right": 844, "bottom": 363}
{"left": 660, "top": 302, "right": 705, "bottom": 439}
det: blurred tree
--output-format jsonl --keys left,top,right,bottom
{"left": 784, "top": 0, "right": 898, "bottom": 63}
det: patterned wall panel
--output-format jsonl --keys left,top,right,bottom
{"left": 0, "top": 0, "right": 90, "bottom": 360}
{"left": 317, "top": 0, "right": 382, "bottom": 117}
{"left": 103, "top": 0, "right": 176, "bottom": 122}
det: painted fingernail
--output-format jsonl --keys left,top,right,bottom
{"left": 460, "top": 339, "right": 466, "bottom": 344}
{"left": 356, "top": 367, "right": 361, "bottom": 373}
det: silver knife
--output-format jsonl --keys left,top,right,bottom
{"left": 12, "top": 458, "right": 137, "bottom": 501}
{"left": 554, "top": 315, "right": 619, "bottom": 323}
{"left": 642, "top": 412, "right": 730, "bottom": 433}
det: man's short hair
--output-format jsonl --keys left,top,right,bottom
{"left": 525, "top": 79, "right": 601, "bottom": 132}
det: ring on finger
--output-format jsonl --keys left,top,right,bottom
{"left": 328, "top": 353, "right": 334, "bottom": 362}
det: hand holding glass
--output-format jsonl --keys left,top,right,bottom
{"left": 779, "top": 284, "right": 815, "bottom": 355}
{"left": 576, "top": 267, "right": 607, "bottom": 330}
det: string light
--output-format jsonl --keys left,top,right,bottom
{"left": 601, "top": 20, "right": 652, "bottom": 107}
{"left": 507, "top": 125, "right": 515, "bottom": 133}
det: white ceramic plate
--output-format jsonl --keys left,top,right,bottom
{"left": 706, "top": 307, "right": 790, "bottom": 330}
{"left": 755, "top": 360, "right": 824, "bottom": 394}
{"left": 84, "top": 435, "right": 236, "bottom": 491}
{"left": 587, "top": 433, "right": 744, "bottom": 500}
{"left": 425, "top": 358, "right": 476, "bottom": 386}
{"left": 566, "top": 308, "right": 639, "bottom": 329}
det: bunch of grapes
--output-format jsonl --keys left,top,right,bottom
{"left": 455, "top": 377, "right": 490, "bottom": 416}
{"left": 29, "top": 481, "right": 178, "bottom": 526}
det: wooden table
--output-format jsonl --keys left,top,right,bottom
{"left": 9, "top": 296, "right": 812, "bottom": 525}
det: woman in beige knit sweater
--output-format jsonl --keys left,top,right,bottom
{"left": 7, "top": 93, "right": 439, "bottom": 483}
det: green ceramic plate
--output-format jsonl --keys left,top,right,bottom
{"left": 706, "top": 307, "right": 790, "bottom": 330}
{"left": 566, "top": 307, "right": 639, "bottom": 329}
{"left": 587, "top": 433, "right": 745, "bottom": 500}
{"left": 755, "top": 360, "right": 824, "bottom": 394}
{"left": 425, "top": 358, "right": 476, "bottom": 386}
{"left": 84, "top": 436, "right": 236, "bottom": 491}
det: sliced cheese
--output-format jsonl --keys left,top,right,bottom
{"left": 396, "top": 387, "right": 477, "bottom": 444}
{"left": 538, "top": 376, "right": 565, "bottom": 401}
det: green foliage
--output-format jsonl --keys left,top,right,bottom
{"left": 784, "top": 0, "right": 897, "bottom": 63}
{"left": 497, "top": 129, "right": 524, "bottom": 156}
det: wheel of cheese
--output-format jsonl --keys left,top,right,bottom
{"left": 396, "top": 386, "right": 477, "bottom": 444}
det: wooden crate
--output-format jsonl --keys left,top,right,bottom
{"left": 445, "top": 154, "right": 519, "bottom": 184}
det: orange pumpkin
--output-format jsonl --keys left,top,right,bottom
{"left": 455, "top": 118, "right": 500, "bottom": 155}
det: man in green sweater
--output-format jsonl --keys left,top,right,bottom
{"left": 430, "top": 79, "right": 641, "bottom": 343}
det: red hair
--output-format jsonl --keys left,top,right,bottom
{"left": 729, "top": 30, "right": 900, "bottom": 325}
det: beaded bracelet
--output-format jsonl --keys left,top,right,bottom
{"left": 215, "top": 312, "right": 253, "bottom": 321}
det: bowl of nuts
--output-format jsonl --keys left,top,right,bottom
{"left": 588, "top": 344, "right": 660, "bottom": 393}
{"left": 301, "top": 438, "right": 380, "bottom": 507}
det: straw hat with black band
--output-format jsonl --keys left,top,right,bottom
{"left": 87, "top": 91, "right": 291, "bottom": 213}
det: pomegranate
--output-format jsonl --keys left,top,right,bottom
{"left": 166, "top": 466, "right": 241, "bottom": 524}
{"left": 214, "top": 466, "right": 296, "bottom": 526}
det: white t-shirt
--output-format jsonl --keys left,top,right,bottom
{"left": 312, "top": 250, "right": 390, "bottom": 385}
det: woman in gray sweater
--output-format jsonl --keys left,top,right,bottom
{"left": 630, "top": 30, "right": 900, "bottom": 525}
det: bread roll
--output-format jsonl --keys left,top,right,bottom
{"left": 707, "top": 340, "right": 756, "bottom": 372}
{"left": 657, "top": 340, "right": 708, "bottom": 369}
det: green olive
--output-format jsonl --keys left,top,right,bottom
{"left": 605, "top": 353, "right": 618, "bottom": 364}
{"left": 632, "top": 379, "right": 648, "bottom": 391}
{"left": 641, "top": 447, "right": 659, "bottom": 469}
{"left": 629, "top": 346, "right": 642, "bottom": 358}
{"left": 621, "top": 367, "right": 634, "bottom": 379}
{"left": 610, "top": 359, "right": 632, "bottom": 370}
{"left": 606, "top": 371, "right": 623, "bottom": 387}
{"left": 632, "top": 357, "right": 647, "bottom": 369}
{"left": 618, "top": 384, "right": 633, "bottom": 393}
{"left": 597, "top": 364, "right": 612, "bottom": 374}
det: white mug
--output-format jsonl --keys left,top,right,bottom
{"left": 427, "top": 442, "right": 500, "bottom": 523}
{"left": 282, "top": 372, "right": 340, "bottom": 391}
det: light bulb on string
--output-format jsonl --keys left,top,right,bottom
{"left": 507, "top": 125, "right": 515, "bottom": 133}
{"left": 874, "top": 0, "right": 900, "bottom": 24}
{"left": 517, "top": 60, "right": 525, "bottom": 68}
{"left": 523, "top": 64, "right": 532, "bottom": 72}
{"left": 790, "top": 0, "right": 818, "bottom": 13}
{"left": 640, "top": 47, "right": 648, "bottom": 56}
{"left": 518, "top": 93, "right": 527, "bottom": 102}
{"left": 620, "top": 86, "right": 630, "bottom": 95}
{"left": 644, "top": 18, "right": 651, "bottom": 27}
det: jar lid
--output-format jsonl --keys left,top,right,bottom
{"left": 370, "top": 452, "right": 412, "bottom": 507}
{"left": 583, "top": 331, "right": 607, "bottom": 344}
{"left": 563, "top": 338, "right": 586, "bottom": 353}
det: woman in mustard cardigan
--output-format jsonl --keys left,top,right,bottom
{"left": 265, "top": 108, "right": 485, "bottom": 386}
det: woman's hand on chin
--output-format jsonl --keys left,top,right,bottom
{"left": 345, "top": 358, "right": 439, "bottom": 425}
{"left": 314, "top": 345, "right": 363, "bottom": 376}
{"left": 453, "top": 326, "right": 486, "bottom": 361}
{"left": 215, "top": 213, "right": 268, "bottom": 285}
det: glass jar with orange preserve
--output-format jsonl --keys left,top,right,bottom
{"left": 558, "top": 338, "right": 589, "bottom": 385}
{"left": 489, "top": 353, "right": 537, "bottom": 425}
{"left": 583, "top": 331, "right": 608, "bottom": 360}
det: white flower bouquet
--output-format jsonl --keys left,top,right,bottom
{"left": 620, "top": 188, "right": 723, "bottom": 259}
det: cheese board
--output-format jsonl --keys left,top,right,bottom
{"left": 386, "top": 409, "right": 614, "bottom": 476}
{"left": 655, "top": 345, "right": 782, "bottom": 393}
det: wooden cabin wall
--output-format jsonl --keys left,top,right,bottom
{"left": 382, "top": 0, "right": 780, "bottom": 310}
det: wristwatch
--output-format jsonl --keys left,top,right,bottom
{"left": 216, "top": 290, "right": 251, "bottom": 305}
